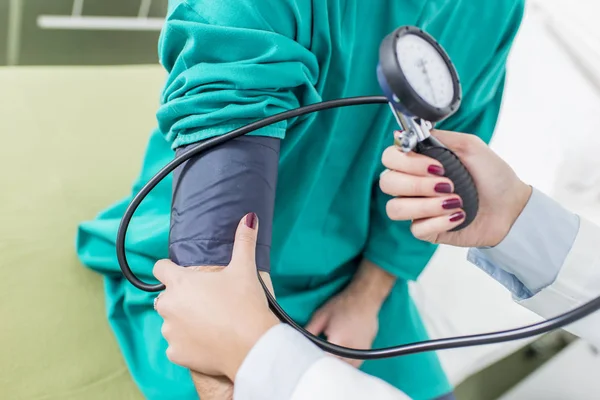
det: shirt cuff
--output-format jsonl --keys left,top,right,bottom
{"left": 468, "top": 188, "right": 580, "bottom": 299}
{"left": 234, "top": 324, "right": 325, "bottom": 400}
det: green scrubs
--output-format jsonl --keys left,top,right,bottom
{"left": 77, "top": 1, "right": 523, "bottom": 399}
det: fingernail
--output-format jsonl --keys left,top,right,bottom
{"left": 428, "top": 165, "right": 445, "bottom": 176}
{"left": 245, "top": 213, "right": 257, "bottom": 229}
{"left": 442, "top": 198, "right": 463, "bottom": 210}
{"left": 449, "top": 211, "right": 466, "bottom": 222}
{"left": 435, "top": 183, "right": 453, "bottom": 193}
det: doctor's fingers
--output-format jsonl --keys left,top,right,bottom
{"left": 380, "top": 170, "right": 454, "bottom": 197}
{"left": 386, "top": 195, "right": 463, "bottom": 221}
{"left": 153, "top": 290, "right": 171, "bottom": 318}
{"left": 410, "top": 212, "right": 467, "bottom": 242}
{"left": 381, "top": 146, "right": 445, "bottom": 177}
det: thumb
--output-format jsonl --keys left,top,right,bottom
{"left": 153, "top": 259, "right": 186, "bottom": 287}
{"left": 230, "top": 213, "right": 259, "bottom": 271}
{"left": 431, "top": 129, "right": 474, "bottom": 155}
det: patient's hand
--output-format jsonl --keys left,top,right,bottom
{"left": 306, "top": 259, "right": 394, "bottom": 368}
{"left": 154, "top": 214, "right": 278, "bottom": 388}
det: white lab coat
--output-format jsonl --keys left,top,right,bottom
{"left": 280, "top": 217, "right": 600, "bottom": 400}
{"left": 519, "top": 217, "right": 600, "bottom": 347}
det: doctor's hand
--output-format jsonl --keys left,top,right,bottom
{"left": 380, "top": 130, "right": 532, "bottom": 248}
{"left": 153, "top": 214, "right": 279, "bottom": 383}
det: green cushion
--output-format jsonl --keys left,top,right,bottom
{"left": 0, "top": 65, "right": 164, "bottom": 399}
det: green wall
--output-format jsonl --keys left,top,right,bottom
{"left": 0, "top": 2, "right": 8, "bottom": 65}
{"left": 3, "top": 0, "right": 169, "bottom": 66}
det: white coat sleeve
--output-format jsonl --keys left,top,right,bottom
{"left": 289, "top": 357, "right": 411, "bottom": 400}
{"left": 518, "top": 217, "right": 600, "bottom": 346}
{"left": 468, "top": 188, "right": 580, "bottom": 299}
{"left": 234, "top": 324, "right": 411, "bottom": 400}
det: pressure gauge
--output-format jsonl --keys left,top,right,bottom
{"left": 378, "top": 26, "right": 461, "bottom": 122}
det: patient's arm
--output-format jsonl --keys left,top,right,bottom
{"left": 190, "top": 353, "right": 234, "bottom": 400}
{"left": 170, "top": 136, "right": 279, "bottom": 399}
{"left": 157, "top": 0, "right": 315, "bottom": 395}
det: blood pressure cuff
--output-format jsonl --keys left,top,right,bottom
{"left": 169, "top": 136, "right": 280, "bottom": 272}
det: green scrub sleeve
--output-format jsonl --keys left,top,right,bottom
{"left": 363, "top": 3, "right": 524, "bottom": 281}
{"left": 436, "top": 0, "right": 525, "bottom": 143}
{"left": 156, "top": 0, "right": 319, "bottom": 149}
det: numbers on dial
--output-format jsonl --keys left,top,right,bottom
{"left": 395, "top": 34, "right": 455, "bottom": 109}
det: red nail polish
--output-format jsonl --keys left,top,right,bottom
{"left": 442, "top": 198, "right": 463, "bottom": 210}
{"left": 449, "top": 211, "right": 466, "bottom": 222}
{"left": 428, "top": 165, "right": 445, "bottom": 176}
{"left": 435, "top": 183, "right": 453, "bottom": 194}
{"left": 245, "top": 213, "right": 257, "bottom": 229}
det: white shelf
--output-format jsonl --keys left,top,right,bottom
{"left": 37, "top": 16, "right": 164, "bottom": 31}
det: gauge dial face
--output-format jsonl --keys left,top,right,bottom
{"left": 395, "top": 33, "right": 455, "bottom": 109}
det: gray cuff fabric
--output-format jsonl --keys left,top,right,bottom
{"left": 234, "top": 324, "right": 325, "bottom": 400}
{"left": 169, "top": 136, "right": 280, "bottom": 272}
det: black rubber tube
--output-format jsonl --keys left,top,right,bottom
{"left": 116, "top": 95, "right": 600, "bottom": 360}
{"left": 116, "top": 96, "right": 388, "bottom": 292}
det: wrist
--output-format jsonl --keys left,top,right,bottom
{"left": 506, "top": 182, "right": 532, "bottom": 234}
{"left": 347, "top": 259, "right": 395, "bottom": 308}
{"left": 491, "top": 181, "right": 532, "bottom": 247}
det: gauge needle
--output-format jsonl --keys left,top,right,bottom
{"left": 418, "top": 59, "right": 437, "bottom": 104}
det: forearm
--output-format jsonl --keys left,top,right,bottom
{"left": 191, "top": 373, "right": 233, "bottom": 400}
